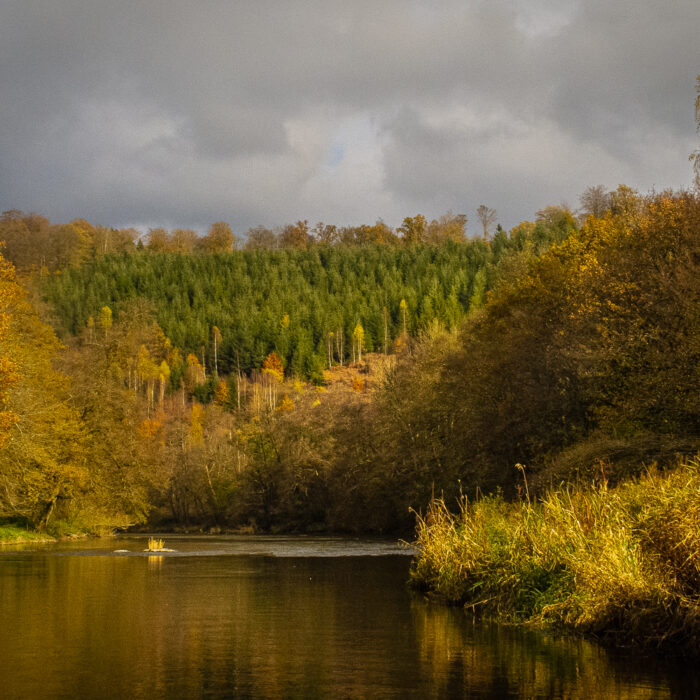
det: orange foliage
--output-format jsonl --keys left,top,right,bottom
{"left": 262, "top": 351, "right": 284, "bottom": 383}
{"left": 136, "top": 417, "right": 163, "bottom": 440}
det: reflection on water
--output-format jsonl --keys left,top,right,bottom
{"left": 411, "top": 603, "right": 698, "bottom": 699}
{"left": 0, "top": 536, "right": 695, "bottom": 699}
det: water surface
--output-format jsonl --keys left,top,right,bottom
{"left": 0, "top": 535, "right": 695, "bottom": 698}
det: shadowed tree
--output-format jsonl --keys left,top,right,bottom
{"left": 170, "top": 228, "right": 198, "bottom": 254}
{"left": 579, "top": 185, "right": 611, "bottom": 219}
{"left": 312, "top": 222, "right": 339, "bottom": 245}
{"left": 426, "top": 211, "right": 467, "bottom": 244}
{"left": 691, "top": 75, "right": 700, "bottom": 190}
{"left": 245, "top": 225, "right": 278, "bottom": 250}
{"left": 146, "top": 227, "right": 170, "bottom": 252}
{"left": 279, "top": 220, "right": 311, "bottom": 248}
{"left": 476, "top": 205, "right": 498, "bottom": 240}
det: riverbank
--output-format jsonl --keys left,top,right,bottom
{"left": 0, "top": 521, "right": 106, "bottom": 545}
{"left": 0, "top": 524, "right": 57, "bottom": 544}
{"left": 410, "top": 456, "right": 700, "bottom": 655}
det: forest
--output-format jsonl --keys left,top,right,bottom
{"left": 0, "top": 181, "right": 697, "bottom": 540}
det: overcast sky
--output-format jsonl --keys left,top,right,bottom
{"left": 1, "top": 0, "right": 698, "bottom": 235}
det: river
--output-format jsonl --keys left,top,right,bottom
{"left": 0, "top": 535, "right": 695, "bottom": 698}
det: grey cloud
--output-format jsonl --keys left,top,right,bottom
{"left": 0, "top": 0, "right": 697, "bottom": 233}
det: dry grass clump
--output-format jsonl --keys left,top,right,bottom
{"left": 146, "top": 537, "right": 165, "bottom": 551}
{"left": 411, "top": 457, "right": 700, "bottom": 653}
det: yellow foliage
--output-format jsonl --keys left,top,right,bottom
{"left": 352, "top": 376, "right": 365, "bottom": 392}
{"left": 190, "top": 402, "right": 204, "bottom": 446}
{"left": 0, "top": 250, "right": 92, "bottom": 527}
{"left": 98, "top": 306, "right": 112, "bottom": 332}
{"left": 277, "top": 393, "right": 294, "bottom": 411}
{"left": 214, "top": 379, "right": 230, "bottom": 406}
{"left": 168, "top": 347, "right": 183, "bottom": 369}
{"left": 0, "top": 254, "right": 21, "bottom": 446}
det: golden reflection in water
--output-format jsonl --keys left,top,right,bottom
{"left": 0, "top": 547, "right": 689, "bottom": 699}
{"left": 410, "top": 598, "right": 671, "bottom": 699}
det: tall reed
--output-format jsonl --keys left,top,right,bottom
{"left": 411, "top": 457, "right": 700, "bottom": 653}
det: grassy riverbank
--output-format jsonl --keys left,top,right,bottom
{"left": 410, "top": 457, "right": 700, "bottom": 654}
{"left": 0, "top": 524, "right": 56, "bottom": 544}
{"left": 0, "top": 519, "right": 107, "bottom": 544}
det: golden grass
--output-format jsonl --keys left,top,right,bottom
{"left": 411, "top": 457, "right": 700, "bottom": 653}
{"left": 146, "top": 537, "right": 165, "bottom": 551}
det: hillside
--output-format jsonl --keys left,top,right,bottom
{"left": 40, "top": 241, "right": 501, "bottom": 380}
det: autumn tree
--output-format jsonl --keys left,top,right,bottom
{"left": 0, "top": 252, "right": 94, "bottom": 528}
{"left": 609, "top": 184, "right": 642, "bottom": 223}
{"left": 0, "top": 254, "right": 20, "bottom": 446}
{"left": 158, "top": 360, "right": 170, "bottom": 403}
{"left": 214, "top": 379, "right": 230, "bottom": 407}
{"left": 313, "top": 222, "right": 339, "bottom": 245}
{"left": 398, "top": 215, "right": 427, "bottom": 245}
{"left": 0, "top": 211, "right": 78, "bottom": 270}
{"left": 425, "top": 211, "right": 467, "bottom": 244}
{"left": 352, "top": 322, "right": 365, "bottom": 363}
{"left": 170, "top": 228, "right": 198, "bottom": 254}
{"left": 98, "top": 306, "right": 113, "bottom": 335}
{"left": 279, "top": 220, "right": 311, "bottom": 248}
{"left": 339, "top": 221, "right": 397, "bottom": 246}
{"left": 0, "top": 211, "right": 39, "bottom": 270}
{"left": 185, "top": 353, "right": 205, "bottom": 390}
{"left": 262, "top": 351, "right": 284, "bottom": 383}
{"left": 146, "top": 227, "right": 170, "bottom": 252}
{"left": 199, "top": 221, "right": 235, "bottom": 253}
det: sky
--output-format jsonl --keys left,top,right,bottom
{"left": 1, "top": 0, "right": 698, "bottom": 236}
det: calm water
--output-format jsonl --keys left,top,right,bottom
{"left": 0, "top": 535, "right": 695, "bottom": 699}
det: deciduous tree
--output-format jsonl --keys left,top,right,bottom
{"left": 476, "top": 205, "right": 498, "bottom": 239}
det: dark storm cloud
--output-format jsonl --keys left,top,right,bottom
{"left": 0, "top": 0, "right": 697, "bottom": 234}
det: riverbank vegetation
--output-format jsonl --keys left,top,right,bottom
{"left": 0, "top": 523, "right": 56, "bottom": 543}
{"left": 411, "top": 456, "right": 700, "bottom": 654}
